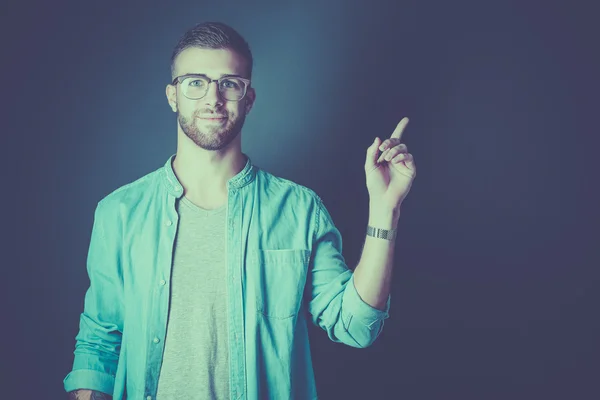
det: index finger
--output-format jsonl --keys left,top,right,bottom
{"left": 390, "top": 117, "right": 410, "bottom": 140}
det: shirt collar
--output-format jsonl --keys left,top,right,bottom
{"left": 161, "top": 153, "right": 257, "bottom": 197}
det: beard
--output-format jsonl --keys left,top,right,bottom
{"left": 177, "top": 109, "right": 246, "bottom": 151}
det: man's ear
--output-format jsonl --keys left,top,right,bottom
{"left": 166, "top": 84, "right": 177, "bottom": 112}
{"left": 245, "top": 88, "right": 256, "bottom": 115}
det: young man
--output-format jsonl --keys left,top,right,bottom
{"left": 64, "top": 21, "right": 416, "bottom": 400}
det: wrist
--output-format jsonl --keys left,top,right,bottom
{"left": 368, "top": 203, "right": 401, "bottom": 230}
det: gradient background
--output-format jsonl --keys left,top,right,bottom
{"left": 2, "top": 0, "right": 599, "bottom": 399}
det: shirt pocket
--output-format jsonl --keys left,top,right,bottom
{"left": 252, "top": 249, "right": 310, "bottom": 319}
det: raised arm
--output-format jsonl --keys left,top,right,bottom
{"left": 306, "top": 198, "right": 390, "bottom": 348}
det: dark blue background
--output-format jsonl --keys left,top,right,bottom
{"left": 2, "top": 0, "right": 598, "bottom": 398}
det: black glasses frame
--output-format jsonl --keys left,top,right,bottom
{"left": 171, "top": 74, "right": 251, "bottom": 101}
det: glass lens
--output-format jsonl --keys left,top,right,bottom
{"left": 182, "top": 76, "right": 246, "bottom": 100}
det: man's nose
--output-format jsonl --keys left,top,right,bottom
{"left": 203, "top": 81, "right": 224, "bottom": 106}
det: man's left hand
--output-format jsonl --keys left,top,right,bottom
{"left": 364, "top": 117, "right": 416, "bottom": 210}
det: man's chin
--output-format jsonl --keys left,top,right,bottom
{"left": 196, "top": 120, "right": 231, "bottom": 132}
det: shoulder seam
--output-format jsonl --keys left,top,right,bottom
{"left": 98, "top": 169, "right": 160, "bottom": 205}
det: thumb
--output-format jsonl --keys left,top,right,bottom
{"left": 365, "top": 137, "right": 382, "bottom": 170}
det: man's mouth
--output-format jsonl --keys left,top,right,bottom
{"left": 198, "top": 115, "right": 227, "bottom": 119}
{"left": 197, "top": 115, "right": 227, "bottom": 123}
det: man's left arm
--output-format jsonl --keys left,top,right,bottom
{"left": 305, "top": 198, "right": 393, "bottom": 349}
{"left": 306, "top": 117, "right": 415, "bottom": 348}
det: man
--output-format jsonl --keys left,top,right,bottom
{"left": 64, "top": 21, "right": 416, "bottom": 400}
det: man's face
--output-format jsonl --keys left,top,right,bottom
{"left": 167, "top": 47, "right": 255, "bottom": 151}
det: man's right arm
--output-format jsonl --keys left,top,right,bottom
{"left": 67, "top": 389, "right": 112, "bottom": 399}
{"left": 63, "top": 202, "right": 125, "bottom": 395}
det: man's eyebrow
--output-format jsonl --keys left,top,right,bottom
{"left": 182, "top": 73, "right": 244, "bottom": 79}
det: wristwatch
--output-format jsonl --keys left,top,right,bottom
{"left": 366, "top": 225, "right": 397, "bottom": 241}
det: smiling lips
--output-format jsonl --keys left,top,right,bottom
{"left": 199, "top": 115, "right": 226, "bottom": 119}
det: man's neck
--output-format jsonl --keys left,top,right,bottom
{"left": 172, "top": 145, "right": 247, "bottom": 205}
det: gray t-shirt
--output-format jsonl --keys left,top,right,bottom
{"left": 156, "top": 196, "right": 229, "bottom": 399}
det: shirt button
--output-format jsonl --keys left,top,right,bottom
{"left": 147, "top": 396, "right": 152, "bottom": 400}
{"left": 159, "top": 279, "right": 166, "bottom": 286}
{"left": 153, "top": 337, "right": 160, "bottom": 344}
{"left": 165, "top": 220, "right": 173, "bottom": 226}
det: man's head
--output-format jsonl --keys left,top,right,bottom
{"left": 166, "top": 22, "right": 256, "bottom": 151}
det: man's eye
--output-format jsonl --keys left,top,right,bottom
{"left": 222, "top": 79, "right": 241, "bottom": 89}
{"left": 189, "top": 79, "right": 207, "bottom": 87}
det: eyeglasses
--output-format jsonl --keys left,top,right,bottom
{"left": 171, "top": 74, "right": 251, "bottom": 101}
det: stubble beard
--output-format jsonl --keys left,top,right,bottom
{"left": 178, "top": 110, "right": 246, "bottom": 151}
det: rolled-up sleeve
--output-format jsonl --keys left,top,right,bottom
{"left": 63, "top": 201, "right": 124, "bottom": 395}
{"left": 306, "top": 197, "right": 390, "bottom": 348}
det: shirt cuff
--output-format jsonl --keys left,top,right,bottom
{"left": 343, "top": 273, "right": 391, "bottom": 328}
{"left": 63, "top": 369, "right": 115, "bottom": 395}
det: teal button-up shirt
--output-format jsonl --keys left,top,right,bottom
{"left": 63, "top": 155, "right": 390, "bottom": 399}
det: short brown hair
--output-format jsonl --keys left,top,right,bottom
{"left": 170, "top": 22, "right": 253, "bottom": 80}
